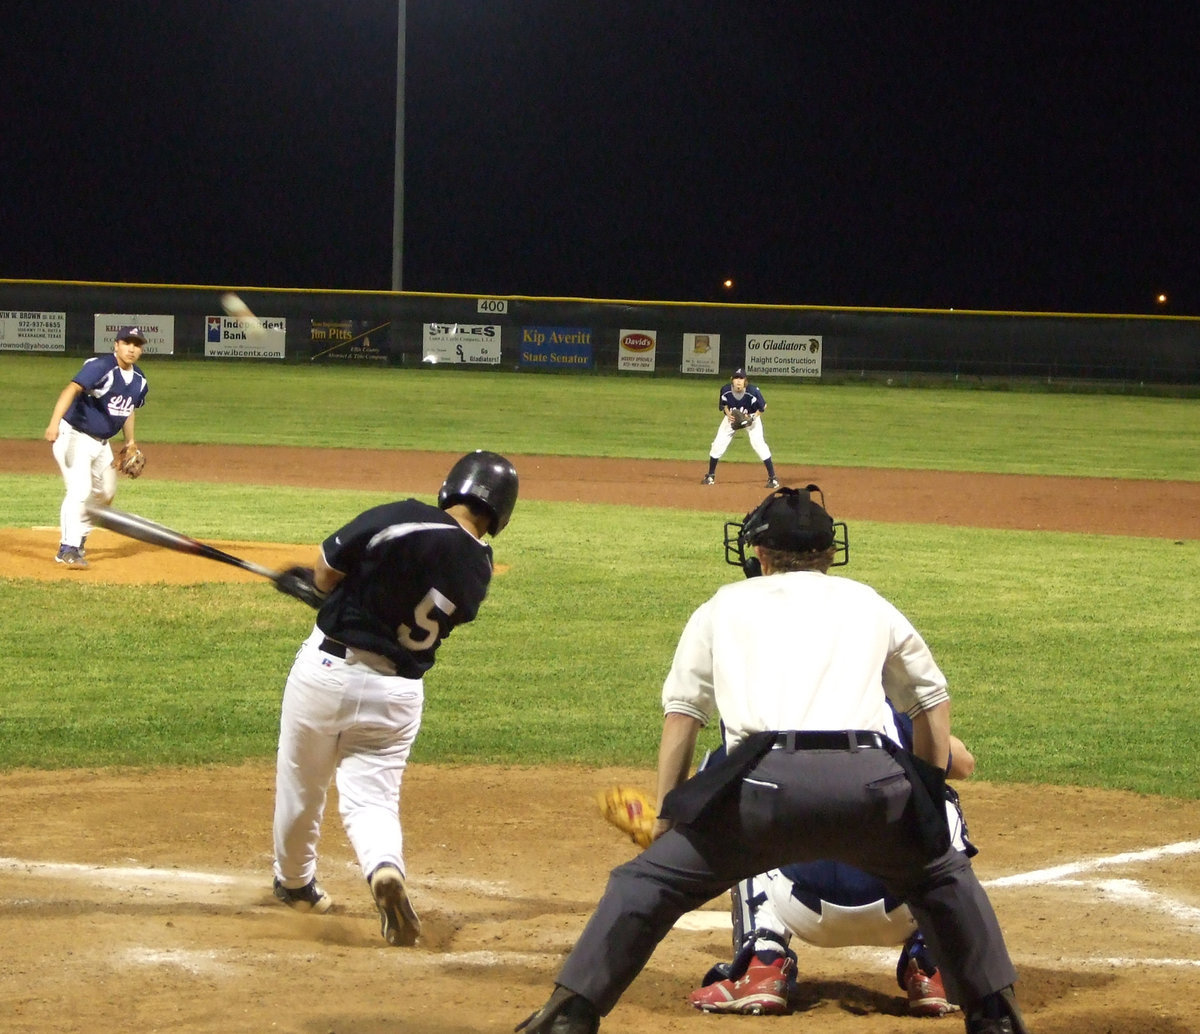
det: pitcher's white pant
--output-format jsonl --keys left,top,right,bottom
{"left": 709, "top": 418, "right": 771, "bottom": 462}
{"left": 273, "top": 626, "right": 423, "bottom": 887}
{"left": 51, "top": 420, "right": 117, "bottom": 547}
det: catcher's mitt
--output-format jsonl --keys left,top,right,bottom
{"left": 596, "top": 785, "right": 657, "bottom": 849}
{"left": 728, "top": 409, "right": 756, "bottom": 429}
{"left": 114, "top": 445, "right": 146, "bottom": 478}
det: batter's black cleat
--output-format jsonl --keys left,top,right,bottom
{"left": 766, "top": 477, "right": 780, "bottom": 489}
{"left": 369, "top": 863, "right": 421, "bottom": 946}
{"left": 702, "top": 474, "right": 715, "bottom": 485}
{"left": 515, "top": 986, "right": 600, "bottom": 1034}
{"left": 272, "top": 877, "right": 332, "bottom": 914}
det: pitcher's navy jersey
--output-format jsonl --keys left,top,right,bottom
{"left": 718, "top": 382, "right": 766, "bottom": 414}
{"left": 66, "top": 354, "right": 150, "bottom": 440}
{"left": 316, "top": 499, "right": 494, "bottom": 678}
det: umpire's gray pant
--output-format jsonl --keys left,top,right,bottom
{"left": 557, "top": 747, "right": 1017, "bottom": 1015}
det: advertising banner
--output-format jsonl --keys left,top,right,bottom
{"left": 421, "top": 323, "right": 502, "bottom": 364}
{"left": 0, "top": 310, "right": 66, "bottom": 351}
{"left": 518, "top": 326, "right": 593, "bottom": 369}
{"left": 310, "top": 319, "right": 391, "bottom": 362}
{"left": 744, "top": 334, "right": 823, "bottom": 377}
{"left": 94, "top": 314, "right": 175, "bottom": 355}
{"left": 204, "top": 314, "right": 286, "bottom": 358}
{"left": 618, "top": 328, "right": 657, "bottom": 371}
{"left": 682, "top": 332, "right": 720, "bottom": 374}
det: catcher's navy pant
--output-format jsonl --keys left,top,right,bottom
{"left": 556, "top": 745, "right": 1017, "bottom": 1015}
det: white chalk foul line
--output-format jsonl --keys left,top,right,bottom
{"left": 0, "top": 856, "right": 241, "bottom": 887}
{"left": 983, "top": 838, "right": 1200, "bottom": 888}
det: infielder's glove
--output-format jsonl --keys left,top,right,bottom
{"left": 596, "top": 786, "right": 657, "bottom": 849}
{"left": 114, "top": 445, "right": 146, "bottom": 478}
{"left": 728, "top": 409, "right": 755, "bottom": 429}
{"left": 274, "top": 566, "right": 328, "bottom": 609}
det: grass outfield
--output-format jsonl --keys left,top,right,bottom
{"left": 5, "top": 356, "right": 1200, "bottom": 478}
{"left": 1, "top": 359, "right": 1197, "bottom": 796}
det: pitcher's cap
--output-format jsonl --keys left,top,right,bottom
{"left": 117, "top": 326, "right": 147, "bottom": 344}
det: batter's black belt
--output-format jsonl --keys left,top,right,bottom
{"left": 318, "top": 637, "right": 347, "bottom": 658}
{"left": 771, "top": 730, "right": 887, "bottom": 751}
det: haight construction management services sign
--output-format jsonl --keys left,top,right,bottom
{"left": 744, "top": 334, "right": 823, "bottom": 377}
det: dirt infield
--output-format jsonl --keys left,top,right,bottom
{"left": 2, "top": 443, "right": 1198, "bottom": 1034}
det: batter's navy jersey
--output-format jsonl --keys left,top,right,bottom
{"left": 718, "top": 383, "right": 766, "bottom": 414}
{"left": 316, "top": 499, "right": 494, "bottom": 679}
{"left": 66, "top": 354, "right": 150, "bottom": 440}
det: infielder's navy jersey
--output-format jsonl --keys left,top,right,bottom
{"left": 316, "top": 499, "right": 493, "bottom": 679}
{"left": 66, "top": 354, "right": 150, "bottom": 440}
{"left": 718, "top": 382, "right": 766, "bottom": 414}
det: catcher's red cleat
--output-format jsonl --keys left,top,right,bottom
{"left": 904, "top": 957, "right": 959, "bottom": 1017}
{"left": 689, "top": 956, "right": 794, "bottom": 1015}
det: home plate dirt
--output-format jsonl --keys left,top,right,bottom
{"left": 2, "top": 442, "right": 1198, "bottom": 1033}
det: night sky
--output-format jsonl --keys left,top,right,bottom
{"left": 7, "top": 2, "right": 1199, "bottom": 315}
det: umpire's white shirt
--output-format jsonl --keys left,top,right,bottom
{"left": 662, "top": 571, "right": 950, "bottom": 750}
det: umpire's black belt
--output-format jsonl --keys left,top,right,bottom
{"left": 318, "top": 637, "right": 347, "bottom": 658}
{"left": 772, "top": 730, "right": 887, "bottom": 751}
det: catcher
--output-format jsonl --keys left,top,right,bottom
{"left": 597, "top": 711, "right": 978, "bottom": 1019}
{"left": 701, "top": 368, "right": 779, "bottom": 488}
{"left": 44, "top": 326, "right": 150, "bottom": 570}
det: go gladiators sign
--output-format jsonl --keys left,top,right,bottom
{"left": 744, "top": 334, "right": 823, "bottom": 377}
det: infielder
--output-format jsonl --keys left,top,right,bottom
{"left": 270, "top": 450, "right": 518, "bottom": 948}
{"left": 691, "top": 704, "right": 977, "bottom": 1018}
{"left": 43, "top": 326, "right": 150, "bottom": 569}
{"left": 518, "top": 485, "right": 1029, "bottom": 1034}
{"left": 702, "top": 368, "right": 779, "bottom": 488}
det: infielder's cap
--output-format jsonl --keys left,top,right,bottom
{"left": 731, "top": 367, "right": 747, "bottom": 379}
{"left": 116, "top": 326, "right": 147, "bottom": 344}
{"left": 742, "top": 486, "right": 835, "bottom": 553}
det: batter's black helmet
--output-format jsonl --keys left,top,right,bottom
{"left": 438, "top": 450, "right": 519, "bottom": 535}
{"left": 724, "top": 483, "right": 848, "bottom": 576}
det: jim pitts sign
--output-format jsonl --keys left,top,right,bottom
{"left": 745, "top": 334, "right": 822, "bottom": 377}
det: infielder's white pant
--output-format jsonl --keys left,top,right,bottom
{"left": 273, "top": 626, "right": 423, "bottom": 887}
{"left": 51, "top": 420, "right": 118, "bottom": 547}
{"left": 709, "top": 418, "right": 772, "bottom": 462}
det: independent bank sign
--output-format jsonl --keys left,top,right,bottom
{"left": 745, "top": 334, "right": 823, "bottom": 377}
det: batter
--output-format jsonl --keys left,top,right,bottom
{"left": 270, "top": 450, "right": 519, "bottom": 946}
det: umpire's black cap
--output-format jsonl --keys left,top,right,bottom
{"left": 741, "top": 486, "right": 835, "bottom": 553}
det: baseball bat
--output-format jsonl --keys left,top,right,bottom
{"left": 84, "top": 503, "right": 281, "bottom": 580}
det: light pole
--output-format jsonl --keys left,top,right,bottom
{"left": 391, "top": 1, "right": 407, "bottom": 292}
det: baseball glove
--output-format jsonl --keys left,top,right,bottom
{"left": 596, "top": 785, "right": 657, "bottom": 849}
{"left": 114, "top": 445, "right": 146, "bottom": 478}
{"left": 729, "top": 409, "right": 756, "bottom": 429}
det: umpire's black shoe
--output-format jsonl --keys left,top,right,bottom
{"left": 966, "top": 986, "right": 1030, "bottom": 1034}
{"left": 515, "top": 986, "right": 600, "bottom": 1034}
{"left": 272, "top": 877, "right": 333, "bottom": 914}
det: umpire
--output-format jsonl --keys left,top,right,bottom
{"left": 518, "top": 486, "right": 1030, "bottom": 1034}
